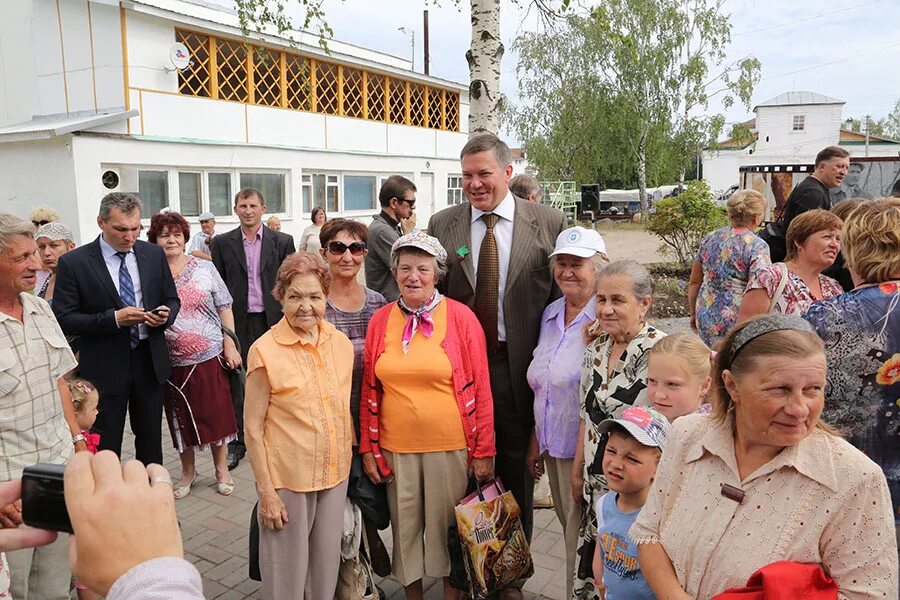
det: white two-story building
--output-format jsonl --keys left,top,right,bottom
{"left": 0, "top": 0, "right": 471, "bottom": 242}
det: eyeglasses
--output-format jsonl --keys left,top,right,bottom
{"left": 396, "top": 198, "right": 416, "bottom": 208}
{"left": 32, "top": 220, "right": 50, "bottom": 227}
{"left": 327, "top": 241, "right": 367, "bottom": 256}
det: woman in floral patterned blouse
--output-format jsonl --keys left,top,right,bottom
{"left": 804, "top": 198, "right": 900, "bottom": 546}
{"left": 739, "top": 209, "right": 843, "bottom": 321}
{"left": 572, "top": 260, "right": 665, "bottom": 600}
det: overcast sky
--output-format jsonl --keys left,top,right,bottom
{"left": 216, "top": 0, "right": 900, "bottom": 144}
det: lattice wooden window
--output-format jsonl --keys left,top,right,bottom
{"left": 367, "top": 73, "right": 385, "bottom": 121}
{"left": 428, "top": 87, "right": 443, "bottom": 130}
{"left": 285, "top": 54, "right": 311, "bottom": 111}
{"left": 316, "top": 61, "right": 339, "bottom": 115}
{"left": 446, "top": 92, "right": 460, "bottom": 132}
{"left": 216, "top": 39, "right": 248, "bottom": 102}
{"left": 342, "top": 68, "right": 364, "bottom": 118}
{"left": 409, "top": 83, "right": 426, "bottom": 127}
{"left": 177, "top": 30, "right": 211, "bottom": 97}
{"left": 253, "top": 47, "right": 281, "bottom": 107}
{"left": 388, "top": 78, "right": 406, "bottom": 124}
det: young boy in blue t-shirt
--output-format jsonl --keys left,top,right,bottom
{"left": 591, "top": 406, "right": 670, "bottom": 600}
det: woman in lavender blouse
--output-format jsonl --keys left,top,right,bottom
{"left": 526, "top": 226, "right": 608, "bottom": 600}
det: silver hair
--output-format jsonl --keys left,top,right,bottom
{"left": 598, "top": 259, "right": 653, "bottom": 300}
{"left": 549, "top": 252, "right": 610, "bottom": 292}
{"left": 390, "top": 247, "right": 449, "bottom": 284}
{"left": 0, "top": 213, "right": 36, "bottom": 252}
{"left": 98, "top": 192, "right": 142, "bottom": 221}
{"left": 509, "top": 174, "right": 542, "bottom": 200}
{"left": 460, "top": 133, "right": 512, "bottom": 168}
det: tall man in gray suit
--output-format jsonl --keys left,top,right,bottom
{"left": 429, "top": 134, "right": 566, "bottom": 599}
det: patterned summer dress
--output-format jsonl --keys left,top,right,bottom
{"left": 745, "top": 263, "right": 843, "bottom": 317}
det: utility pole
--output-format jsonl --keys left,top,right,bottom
{"left": 398, "top": 27, "right": 415, "bottom": 72}
{"left": 424, "top": 10, "right": 430, "bottom": 76}
{"left": 865, "top": 114, "right": 870, "bottom": 157}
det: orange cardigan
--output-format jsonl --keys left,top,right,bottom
{"left": 359, "top": 298, "right": 496, "bottom": 477}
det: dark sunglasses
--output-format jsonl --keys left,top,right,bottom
{"left": 32, "top": 220, "right": 50, "bottom": 227}
{"left": 396, "top": 198, "right": 416, "bottom": 208}
{"left": 327, "top": 241, "right": 367, "bottom": 256}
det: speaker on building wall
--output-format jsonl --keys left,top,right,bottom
{"left": 101, "top": 169, "right": 121, "bottom": 191}
{"left": 581, "top": 184, "right": 600, "bottom": 213}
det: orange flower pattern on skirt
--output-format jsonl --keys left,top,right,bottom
{"left": 876, "top": 354, "right": 900, "bottom": 386}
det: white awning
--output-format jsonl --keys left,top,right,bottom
{"left": 0, "top": 110, "right": 138, "bottom": 143}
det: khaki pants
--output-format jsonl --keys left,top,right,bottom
{"left": 384, "top": 449, "right": 469, "bottom": 587}
{"left": 259, "top": 479, "right": 349, "bottom": 600}
{"left": 8, "top": 531, "right": 70, "bottom": 600}
{"left": 545, "top": 454, "right": 581, "bottom": 600}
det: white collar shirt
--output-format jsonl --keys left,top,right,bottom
{"left": 470, "top": 190, "right": 515, "bottom": 341}
{"left": 99, "top": 235, "right": 147, "bottom": 339}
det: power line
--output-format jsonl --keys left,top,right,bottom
{"left": 760, "top": 41, "right": 900, "bottom": 80}
{"left": 732, "top": 0, "right": 881, "bottom": 37}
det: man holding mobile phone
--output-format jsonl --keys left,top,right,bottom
{"left": 54, "top": 193, "right": 180, "bottom": 468}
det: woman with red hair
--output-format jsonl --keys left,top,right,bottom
{"left": 148, "top": 211, "right": 241, "bottom": 498}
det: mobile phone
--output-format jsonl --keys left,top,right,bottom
{"left": 148, "top": 307, "right": 168, "bottom": 316}
{"left": 21, "top": 463, "right": 72, "bottom": 534}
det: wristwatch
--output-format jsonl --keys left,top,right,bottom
{"left": 72, "top": 433, "right": 86, "bottom": 445}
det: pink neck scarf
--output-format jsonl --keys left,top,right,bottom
{"left": 397, "top": 291, "right": 443, "bottom": 354}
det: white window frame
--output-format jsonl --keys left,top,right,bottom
{"left": 238, "top": 170, "right": 290, "bottom": 215}
{"left": 792, "top": 115, "right": 806, "bottom": 131}
{"left": 447, "top": 174, "right": 464, "bottom": 206}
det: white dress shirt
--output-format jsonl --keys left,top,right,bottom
{"left": 470, "top": 191, "right": 515, "bottom": 341}
{"left": 99, "top": 236, "right": 148, "bottom": 340}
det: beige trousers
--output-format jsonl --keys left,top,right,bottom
{"left": 259, "top": 478, "right": 349, "bottom": 600}
{"left": 7, "top": 531, "right": 70, "bottom": 600}
{"left": 383, "top": 449, "right": 469, "bottom": 587}
{"left": 544, "top": 454, "right": 581, "bottom": 600}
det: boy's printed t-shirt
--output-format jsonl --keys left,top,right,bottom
{"left": 596, "top": 492, "right": 656, "bottom": 600}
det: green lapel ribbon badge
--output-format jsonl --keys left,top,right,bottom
{"left": 456, "top": 246, "right": 470, "bottom": 262}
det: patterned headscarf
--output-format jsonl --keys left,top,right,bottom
{"left": 35, "top": 222, "right": 74, "bottom": 243}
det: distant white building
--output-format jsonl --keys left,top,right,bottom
{"left": 509, "top": 148, "right": 536, "bottom": 177}
{"left": 701, "top": 91, "right": 900, "bottom": 194}
{"left": 0, "top": 0, "right": 471, "bottom": 242}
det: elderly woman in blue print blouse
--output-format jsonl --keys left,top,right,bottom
{"left": 525, "top": 226, "right": 608, "bottom": 600}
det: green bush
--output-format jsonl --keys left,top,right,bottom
{"left": 645, "top": 180, "right": 727, "bottom": 267}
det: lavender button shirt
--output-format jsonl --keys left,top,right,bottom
{"left": 526, "top": 296, "right": 596, "bottom": 459}
{"left": 242, "top": 227, "right": 264, "bottom": 313}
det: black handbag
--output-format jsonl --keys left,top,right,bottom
{"left": 347, "top": 452, "right": 390, "bottom": 530}
{"left": 249, "top": 502, "right": 261, "bottom": 581}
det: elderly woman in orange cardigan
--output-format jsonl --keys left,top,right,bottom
{"left": 360, "top": 231, "right": 495, "bottom": 600}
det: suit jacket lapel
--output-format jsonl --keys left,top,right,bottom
{"left": 229, "top": 229, "right": 248, "bottom": 274}
{"left": 87, "top": 238, "right": 125, "bottom": 309}
{"left": 506, "top": 198, "right": 539, "bottom": 290}
{"left": 132, "top": 242, "right": 151, "bottom": 309}
{"left": 260, "top": 227, "right": 277, "bottom": 277}
{"left": 449, "top": 204, "right": 476, "bottom": 291}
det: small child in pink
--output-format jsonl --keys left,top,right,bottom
{"left": 67, "top": 378, "right": 101, "bottom": 600}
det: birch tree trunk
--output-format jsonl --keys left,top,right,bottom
{"left": 466, "top": 0, "right": 503, "bottom": 135}
{"left": 637, "top": 133, "right": 649, "bottom": 217}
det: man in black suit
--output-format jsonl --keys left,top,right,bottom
{"left": 212, "top": 187, "right": 295, "bottom": 469}
{"left": 54, "top": 193, "right": 180, "bottom": 465}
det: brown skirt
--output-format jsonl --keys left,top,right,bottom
{"left": 164, "top": 355, "right": 238, "bottom": 453}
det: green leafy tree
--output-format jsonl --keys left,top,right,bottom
{"left": 645, "top": 180, "right": 727, "bottom": 267}
{"left": 885, "top": 99, "right": 900, "bottom": 140}
{"left": 845, "top": 116, "right": 887, "bottom": 138}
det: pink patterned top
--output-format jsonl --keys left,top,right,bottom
{"left": 745, "top": 263, "right": 843, "bottom": 317}
{"left": 163, "top": 257, "right": 233, "bottom": 367}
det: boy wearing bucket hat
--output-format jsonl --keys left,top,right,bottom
{"left": 592, "top": 406, "right": 669, "bottom": 600}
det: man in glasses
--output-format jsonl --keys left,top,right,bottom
{"left": 365, "top": 175, "right": 417, "bottom": 301}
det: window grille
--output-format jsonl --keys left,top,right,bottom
{"left": 216, "top": 39, "right": 248, "bottom": 102}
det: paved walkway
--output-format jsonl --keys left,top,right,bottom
{"left": 134, "top": 436, "right": 569, "bottom": 600}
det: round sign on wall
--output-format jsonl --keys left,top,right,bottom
{"left": 169, "top": 42, "right": 191, "bottom": 70}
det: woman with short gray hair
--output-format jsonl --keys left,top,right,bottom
{"left": 360, "top": 230, "right": 495, "bottom": 600}
{"left": 571, "top": 259, "right": 666, "bottom": 599}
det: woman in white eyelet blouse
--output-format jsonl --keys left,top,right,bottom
{"left": 631, "top": 315, "right": 897, "bottom": 600}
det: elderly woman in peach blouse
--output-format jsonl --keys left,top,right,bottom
{"left": 632, "top": 314, "right": 897, "bottom": 600}
{"left": 244, "top": 252, "right": 354, "bottom": 600}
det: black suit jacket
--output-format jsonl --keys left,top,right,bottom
{"left": 428, "top": 198, "right": 566, "bottom": 424}
{"left": 53, "top": 238, "right": 180, "bottom": 395}
{"left": 211, "top": 225, "right": 295, "bottom": 327}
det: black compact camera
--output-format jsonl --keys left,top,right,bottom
{"left": 21, "top": 463, "right": 71, "bottom": 534}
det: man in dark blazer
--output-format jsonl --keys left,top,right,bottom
{"left": 212, "top": 187, "right": 295, "bottom": 469}
{"left": 429, "top": 134, "right": 565, "bottom": 598}
{"left": 54, "top": 193, "right": 180, "bottom": 465}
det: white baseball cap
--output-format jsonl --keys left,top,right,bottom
{"left": 549, "top": 226, "right": 606, "bottom": 258}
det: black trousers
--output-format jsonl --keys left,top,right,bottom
{"left": 96, "top": 340, "right": 164, "bottom": 465}
{"left": 233, "top": 312, "right": 269, "bottom": 444}
{"left": 488, "top": 344, "right": 534, "bottom": 544}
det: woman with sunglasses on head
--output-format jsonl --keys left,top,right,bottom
{"left": 319, "top": 218, "right": 387, "bottom": 442}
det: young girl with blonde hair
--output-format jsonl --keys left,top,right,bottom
{"left": 645, "top": 332, "right": 713, "bottom": 422}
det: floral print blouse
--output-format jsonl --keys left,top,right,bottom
{"left": 804, "top": 281, "right": 900, "bottom": 525}
{"left": 695, "top": 226, "right": 771, "bottom": 347}
{"left": 745, "top": 263, "right": 843, "bottom": 317}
